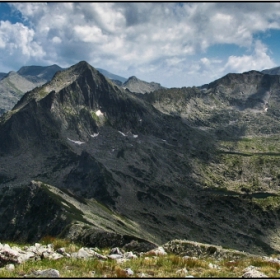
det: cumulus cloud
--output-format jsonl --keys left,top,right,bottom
{"left": 1, "top": 2, "right": 280, "bottom": 86}
{"left": 224, "top": 40, "right": 276, "bottom": 73}
{"left": 0, "top": 20, "right": 45, "bottom": 71}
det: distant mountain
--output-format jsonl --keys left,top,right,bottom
{"left": 96, "top": 68, "right": 127, "bottom": 84}
{"left": 0, "top": 64, "right": 164, "bottom": 115}
{"left": 0, "top": 65, "right": 63, "bottom": 115}
{"left": 122, "top": 75, "right": 164, "bottom": 94}
{"left": 262, "top": 66, "right": 280, "bottom": 75}
{"left": 17, "top": 64, "right": 63, "bottom": 82}
{"left": 0, "top": 71, "right": 43, "bottom": 115}
{"left": 147, "top": 70, "right": 280, "bottom": 137}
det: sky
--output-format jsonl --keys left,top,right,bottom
{"left": 1, "top": 2, "right": 280, "bottom": 88}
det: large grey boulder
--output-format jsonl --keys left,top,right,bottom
{"left": 242, "top": 266, "right": 268, "bottom": 278}
{"left": 24, "top": 268, "right": 60, "bottom": 278}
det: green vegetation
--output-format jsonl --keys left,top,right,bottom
{"left": 40, "top": 183, "right": 91, "bottom": 225}
{"left": 198, "top": 134, "right": 280, "bottom": 197}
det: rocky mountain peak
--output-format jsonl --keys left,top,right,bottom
{"left": 122, "top": 75, "right": 163, "bottom": 94}
{"left": 126, "top": 76, "right": 138, "bottom": 81}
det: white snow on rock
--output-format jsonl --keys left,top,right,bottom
{"left": 95, "top": 110, "right": 104, "bottom": 117}
{"left": 118, "top": 131, "right": 127, "bottom": 137}
{"left": 133, "top": 134, "right": 138, "bottom": 138}
{"left": 90, "top": 133, "right": 99, "bottom": 138}
{"left": 67, "top": 138, "right": 85, "bottom": 145}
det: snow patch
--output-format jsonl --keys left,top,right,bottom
{"left": 133, "top": 134, "right": 138, "bottom": 138}
{"left": 67, "top": 138, "right": 85, "bottom": 145}
{"left": 61, "top": 202, "right": 70, "bottom": 208}
{"left": 90, "top": 133, "right": 99, "bottom": 138}
{"left": 118, "top": 131, "right": 127, "bottom": 137}
{"left": 95, "top": 110, "right": 104, "bottom": 117}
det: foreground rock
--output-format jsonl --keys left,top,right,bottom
{"left": 163, "top": 239, "right": 255, "bottom": 259}
{"left": 242, "top": 266, "right": 268, "bottom": 278}
{"left": 0, "top": 242, "right": 152, "bottom": 269}
{"left": 24, "top": 268, "right": 60, "bottom": 278}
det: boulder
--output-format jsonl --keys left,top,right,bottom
{"left": 71, "top": 247, "right": 107, "bottom": 260}
{"left": 108, "top": 254, "right": 123, "bottom": 260}
{"left": 125, "top": 268, "right": 134, "bottom": 276}
{"left": 242, "top": 266, "right": 268, "bottom": 278}
{"left": 145, "top": 246, "right": 167, "bottom": 256}
{"left": 109, "top": 247, "right": 123, "bottom": 255}
{"left": 123, "top": 251, "right": 137, "bottom": 259}
{"left": 24, "top": 268, "right": 60, "bottom": 278}
{"left": 176, "top": 268, "right": 188, "bottom": 276}
{"left": 5, "top": 264, "right": 15, "bottom": 271}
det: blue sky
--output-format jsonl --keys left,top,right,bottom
{"left": 0, "top": 2, "right": 280, "bottom": 87}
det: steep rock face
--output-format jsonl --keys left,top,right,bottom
{"left": 1, "top": 61, "right": 280, "bottom": 254}
{"left": 123, "top": 76, "right": 163, "bottom": 94}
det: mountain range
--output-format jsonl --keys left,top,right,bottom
{"left": 0, "top": 65, "right": 163, "bottom": 116}
{"left": 1, "top": 61, "right": 280, "bottom": 255}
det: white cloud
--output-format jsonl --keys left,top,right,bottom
{"left": 0, "top": 2, "right": 280, "bottom": 86}
{"left": 224, "top": 40, "right": 276, "bottom": 73}
{"left": 0, "top": 20, "right": 45, "bottom": 69}
{"left": 52, "top": 36, "right": 61, "bottom": 44}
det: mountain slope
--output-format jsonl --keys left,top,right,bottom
{"left": 1, "top": 61, "right": 280, "bottom": 254}
{"left": 17, "top": 64, "right": 63, "bottom": 83}
{"left": 145, "top": 70, "right": 280, "bottom": 138}
{"left": 0, "top": 65, "right": 62, "bottom": 116}
{"left": 0, "top": 73, "right": 7, "bottom": 80}
{"left": 142, "top": 70, "right": 280, "bottom": 222}
{"left": 0, "top": 71, "right": 41, "bottom": 115}
{"left": 0, "top": 180, "right": 156, "bottom": 248}
{"left": 262, "top": 66, "right": 280, "bottom": 75}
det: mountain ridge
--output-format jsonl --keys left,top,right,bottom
{"left": 1, "top": 61, "right": 280, "bottom": 254}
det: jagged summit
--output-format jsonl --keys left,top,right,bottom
{"left": 126, "top": 75, "right": 138, "bottom": 81}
